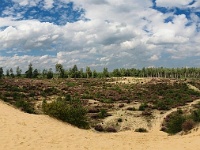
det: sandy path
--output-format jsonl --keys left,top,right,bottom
{"left": 1, "top": 101, "right": 200, "bottom": 150}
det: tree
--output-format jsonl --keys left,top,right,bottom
{"left": 47, "top": 68, "right": 53, "bottom": 79}
{"left": 71, "top": 65, "right": 79, "bottom": 78}
{"left": 112, "top": 69, "right": 121, "bottom": 77}
{"left": 103, "top": 67, "right": 109, "bottom": 77}
{"left": 10, "top": 68, "right": 14, "bottom": 78}
{"left": 79, "top": 68, "right": 85, "bottom": 78}
{"left": 32, "top": 69, "right": 39, "bottom": 78}
{"left": 6, "top": 69, "right": 10, "bottom": 77}
{"left": 16, "top": 66, "right": 22, "bottom": 77}
{"left": 86, "top": 66, "right": 92, "bottom": 78}
{"left": 0, "top": 67, "right": 4, "bottom": 78}
{"left": 92, "top": 69, "right": 98, "bottom": 78}
{"left": 55, "top": 64, "right": 65, "bottom": 78}
{"left": 42, "top": 69, "right": 47, "bottom": 78}
{"left": 25, "top": 63, "right": 33, "bottom": 78}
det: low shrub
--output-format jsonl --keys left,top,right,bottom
{"left": 94, "top": 124, "right": 104, "bottom": 132}
{"left": 15, "top": 100, "right": 35, "bottom": 114}
{"left": 117, "top": 118, "right": 123, "bottom": 122}
{"left": 98, "top": 109, "right": 107, "bottom": 118}
{"left": 191, "top": 109, "right": 200, "bottom": 122}
{"left": 182, "top": 119, "right": 195, "bottom": 132}
{"left": 100, "top": 98, "right": 113, "bottom": 103}
{"left": 139, "top": 103, "right": 148, "bottom": 111}
{"left": 165, "top": 111, "right": 186, "bottom": 134}
{"left": 127, "top": 107, "right": 136, "bottom": 111}
{"left": 105, "top": 127, "right": 117, "bottom": 132}
{"left": 135, "top": 128, "right": 148, "bottom": 133}
{"left": 42, "top": 97, "right": 89, "bottom": 129}
{"left": 156, "top": 101, "right": 169, "bottom": 110}
{"left": 66, "top": 82, "right": 76, "bottom": 87}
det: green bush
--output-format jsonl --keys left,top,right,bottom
{"left": 156, "top": 101, "right": 169, "bottom": 110}
{"left": 100, "top": 98, "right": 113, "bottom": 103}
{"left": 139, "top": 103, "right": 148, "bottom": 111}
{"left": 191, "top": 109, "right": 200, "bottom": 122}
{"left": 66, "top": 82, "right": 76, "bottom": 87}
{"left": 182, "top": 119, "right": 195, "bottom": 132}
{"left": 135, "top": 128, "right": 148, "bottom": 133}
{"left": 117, "top": 118, "right": 123, "bottom": 122}
{"left": 42, "top": 97, "right": 89, "bottom": 129}
{"left": 98, "top": 109, "right": 107, "bottom": 118}
{"left": 65, "top": 94, "right": 71, "bottom": 101}
{"left": 15, "top": 100, "right": 35, "bottom": 114}
{"left": 165, "top": 112, "right": 186, "bottom": 134}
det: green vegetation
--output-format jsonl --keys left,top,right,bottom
{"left": 139, "top": 103, "right": 148, "bottom": 111}
{"left": 135, "top": 128, "right": 148, "bottom": 133}
{"left": 0, "top": 63, "right": 200, "bottom": 133}
{"left": 42, "top": 97, "right": 89, "bottom": 129}
{"left": 163, "top": 106, "right": 200, "bottom": 134}
{"left": 15, "top": 100, "right": 35, "bottom": 114}
{"left": 98, "top": 109, "right": 108, "bottom": 118}
{"left": 1, "top": 63, "right": 200, "bottom": 79}
{"left": 165, "top": 111, "right": 186, "bottom": 134}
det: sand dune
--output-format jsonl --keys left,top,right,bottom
{"left": 1, "top": 101, "right": 200, "bottom": 150}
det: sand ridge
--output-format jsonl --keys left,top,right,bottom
{"left": 1, "top": 101, "right": 200, "bottom": 150}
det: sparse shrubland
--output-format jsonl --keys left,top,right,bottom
{"left": 1, "top": 70, "right": 200, "bottom": 133}
{"left": 42, "top": 96, "right": 89, "bottom": 129}
{"left": 163, "top": 105, "right": 200, "bottom": 134}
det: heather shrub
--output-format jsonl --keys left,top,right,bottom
{"left": 105, "top": 127, "right": 117, "bottom": 132}
{"left": 117, "top": 118, "right": 123, "bottom": 122}
{"left": 139, "top": 103, "right": 148, "bottom": 111}
{"left": 42, "top": 97, "right": 89, "bottom": 129}
{"left": 191, "top": 109, "right": 200, "bottom": 122}
{"left": 135, "top": 128, "right": 148, "bottom": 133}
{"left": 98, "top": 109, "right": 107, "bottom": 118}
{"left": 165, "top": 111, "right": 186, "bottom": 134}
{"left": 94, "top": 124, "right": 104, "bottom": 132}
{"left": 182, "top": 119, "right": 195, "bottom": 132}
{"left": 15, "top": 100, "right": 35, "bottom": 114}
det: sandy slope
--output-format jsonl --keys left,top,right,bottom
{"left": 1, "top": 101, "right": 200, "bottom": 150}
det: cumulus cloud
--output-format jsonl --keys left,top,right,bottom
{"left": 0, "top": 0, "right": 200, "bottom": 71}
{"left": 156, "top": 0, "right": 193, "bottom": 8}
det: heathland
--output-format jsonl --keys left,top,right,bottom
{"left": 2, "top": 65, "right": 200, "bottom": 149}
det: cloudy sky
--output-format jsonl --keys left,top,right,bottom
{"left": 0, "top": 0, "right": 200, "bottom": 72}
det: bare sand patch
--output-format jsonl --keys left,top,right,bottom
{"left": 1, "top": 101, "right": 200, "bottom": 150}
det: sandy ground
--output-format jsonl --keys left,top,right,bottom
{"left": 1, "top": 101, "right": 200, "bottom": 150}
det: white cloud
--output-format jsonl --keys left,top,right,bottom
{"left": 0, "top": 0, "right": 200, "bottom": 71}
{"left": 44, "top": 0, "right": 54, "bottom": 9}
{"left": 149, "top": 55, "right": 160, "bottom": 61}
{"left": 156, "top": 0, "right": 193, "bottom": 8}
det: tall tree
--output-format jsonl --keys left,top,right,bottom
{"left": 92, "top": 69, "right": 98, "bottom": 78}
{"left": 55, "top": 63, "right": 65, "bottom": 78}
{"left": 86, "top": 66, "right": 92, "bottom": 78}
{"left": 32, "top": 69, "right": 39, "bottom": 78}
{"left": 0, "top": 67, "right": 3, "bottom": 78}
{"left": 6, "top": 69, "right": 10, "bottom": 77}
{"left": 16, "top": 66, "right": 22, "bottom": 77}
{"left": 103, "top": 67, "right": 109, "bottom": 77}
{"left": 42, "top": 69, "right": 47, "bottom": 78}
{"left": 46, "top": 68, "right": 53, "bottom": 79}
{"left": 25, "top": 63, "right": 33, "bottom": 78}
{"left": 10, "top": 68, "right": 14, "bottom": 78}
{"left": 72, "top": 65, "right": 79, "bottom": 78}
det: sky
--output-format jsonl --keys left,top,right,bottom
{"left": 0, "top": 0, "right": 200, "bottom": 72}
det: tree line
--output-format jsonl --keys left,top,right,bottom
{"left": 0, "top": 63, "right": 200, "bottom": 79}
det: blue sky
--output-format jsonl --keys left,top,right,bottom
{"left": 0, "top": 0, "right": 200, "bottom": 72}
